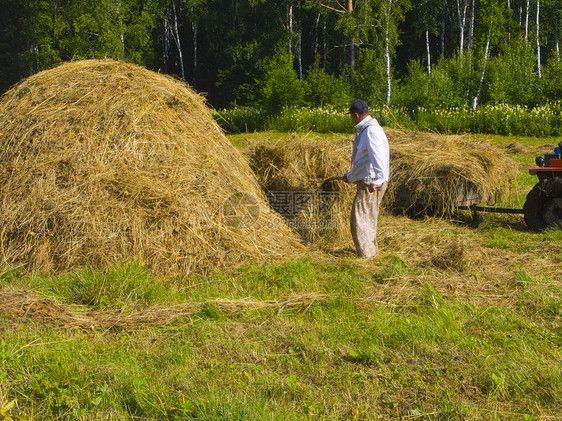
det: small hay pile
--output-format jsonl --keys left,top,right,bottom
{"left": 245, "top": 130, "right": 516, "bottom": 241}
{"left": 387, "top": 130, "right": 517, "bottom": 214}
{"left": 0, "top": 59, "right": 300, "bottom": 274}
{"left": 246, "top": 134, "right": 354, "bottom": 242}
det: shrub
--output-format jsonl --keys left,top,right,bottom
{"left": 486, "top": 38, "right": 542, "bottom": 107}
{"left": 398, "top": 59, "right": 466, "bottom": 112}
{"left": 303, "top": 58, "right": 352, "bottom": 110}
{"left": 213, "top": 107, "right": 269, "bottom": 133}
{"left": 257, "top": 53, "right": 305, "bottom": 114}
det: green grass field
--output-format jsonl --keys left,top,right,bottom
{"left": 0, "top": 132, "right": 560, "bottom": 420}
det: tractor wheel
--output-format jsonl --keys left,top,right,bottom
{"left": 523, "top": 176, "right": 562, "bottom": 231}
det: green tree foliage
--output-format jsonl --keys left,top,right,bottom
{"left": 257, "top": 53, "right": 305, "bottom": 114}
{"left": 303, "top": 57, "right": 352, "bottom": 109}
{"left": 542, "top": 56, "right": 562, "bottom": 100}
{"left": 0, "top": 0, "right": 561, "bottom": 110}
{"left": 486, "top": 38, "right": 542, "bottom": 106}
{"left": 352, "top": 48, "right": 387, "bottom": 106}
{"left": 397, "top": 59, "right": 463, "bottom": 111}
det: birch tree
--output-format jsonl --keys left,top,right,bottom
{"left": 536, "top": 0, "right": 541, "bottom": 77}
{"left": 456, "top": 0, "right": 468, "bottom": 52}
{"left": 411, "top": 0, "right": 443, "bottom": 73}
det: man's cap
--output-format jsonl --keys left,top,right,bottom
{"left": 349, "top": 99, "right": 369, "bottom": 114}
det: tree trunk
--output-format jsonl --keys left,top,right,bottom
{"left": 288, "top": 4, "right": 293, "bottom": 55}
{"left": 192, "top": 22, "right": 198, "bottom": 84}
{"left": 349, "top": 0, "right": 355, "bottom": 71}
{"left": 525, "top": 0, "right": 530, "bottom": 40}
{"left": 117, "top": 1, "right": 125, "bottom": 60}
{"left": 536, "top": 0, "right": 541, "bottom": 78}
{"left": 323, "top": 18, "right": 327, "bottom": 69}
{"left": 314, "top": 12, "right": 320, "bottom": 57}
{"left": 556, "top": 18, "right": 560, "bottom": 61}
{"left": 163, "top": 11, "right": 170, "bottom": 73}
{"left": 172, "top": 2, "right": 185, "bottom": 81}
{"left": 456, "top": 0, "right": 468, "bottom": 53}
{"left": 298, "top": 0, "right": 303, "bottom": 79}
{"left": 507, "top": 0, "right": 511, "bottom": 39}
{"left": 473, "top": 27, "right": 491, "bottom": 112}
{"left": 426, "top": 26, "right": 431, "bottom": 74}
{"left": 441, "top": 0, "right": 446, "bottom": 58}
{"left": 468, "top": 0, "right": 475, "bottom": 51}
{"left": 385, "top": 0, "right": 393, "bottom": 106}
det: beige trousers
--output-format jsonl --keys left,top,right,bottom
{"left": 350, "top": 182, "right": 387, "bottom": 258}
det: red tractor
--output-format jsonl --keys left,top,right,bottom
{"left": 523, "top": 141, "right": 562, "bottom": 231}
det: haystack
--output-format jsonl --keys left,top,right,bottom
{"left": 0, "top": 60, "right": 300, "bottom": 274}
{"left": 245, "top": 130, "right": 516, "bottom": 241}
{"left": 386, "top": 130, "right": 517, "bottom": 214}
{"left": 246, "top": 134, "right": 354, "bottom": 242}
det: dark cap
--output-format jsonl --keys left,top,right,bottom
{"left": 348, "top": 99, "right": 369, "bottom": 114}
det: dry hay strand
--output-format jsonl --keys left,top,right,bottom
{"left": 0, "top": 287, "right": 327, "bottom": 330}
{"left": 0, "top": 287, "right": 99, "bottom": 329}
{"left": 0, "top": 60, "right": 301, "bottom": 275}
{"left": 386, "top": 129, "right": 517, "bottom": 215}
{"left": 244, "top": 129, "right": 515, "bottom": 243}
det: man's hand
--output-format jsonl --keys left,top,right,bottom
{"left": 368, "top": 183, "right": 382, "bottom": 193}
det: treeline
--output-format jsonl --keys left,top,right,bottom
{"left": 1, "top": 0, "right": 561, "bottom": 112}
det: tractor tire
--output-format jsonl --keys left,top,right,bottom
{"left": 523, "top": 176, "right": 562, "bottom": 231}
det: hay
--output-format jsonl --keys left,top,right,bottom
{"left": 387, "top": 130, "right": 517, "bottom": 214}
{"left": 0, "top": 287, "right": 327, "bottom": 330}
{"left": 245, "top": 130, "right": 516, "bottom": 242}
{"left": 246, "top": 134, "right": 354, "bottom": 242}
{"left": 0, "top": 59, "right": 301, "bottom": 275}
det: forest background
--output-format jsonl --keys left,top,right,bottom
{"left": 1, "top": 0, "right": 561, "bottom": 135}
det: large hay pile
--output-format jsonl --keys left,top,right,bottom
{"left": 0, "top": 60, "right": 300, "bottom": 274}
{"left": 245, "top": 130, "right": 516, "bottom": 241}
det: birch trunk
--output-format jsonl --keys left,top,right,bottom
{"left": 116, "top": 1, "right": 125, "bottom": 59}
{"left": 507, "top": 0, "right": 511, "bottom": 39}
{"left": 172, "top": 2, "right": 185, "bottom": 81}
{"left": 473, "top": 28, "right": 491, "bottom": 112}
{"left": 323, "top": 18, "right": 327, "bottom": 69}
{"left": 525, "top": 0, "right": 530, "bottom": 40}
{"left": 163, "top": 11, "right": 170, "bottom": 73}
{"left": 441, "top": 0, "right": 446, "bottom": 58}
{"left": 192, "top": 22, "right": 198, "bottom": 83}
{"left": 457, "top": 0, "right": 468, "bottom": 53}
{"left": 556, "top": 20, "right": 560, "bottom": 60}
{"left": 385, "top": 0, "right": 393, "bottom": 106}
{"left": 426, "top": 26, "right": 431, "bottom": 74}
{"left": 288, "top": 5, "right": 293, "bottom": 55}
{"left": 536, "top": 0, "right": 541, "bottom": 78}
{"left": 468, "top": 0, "right": 475, "bottom": 51}
{"left": 298, "top": 0, "right": 303, "bottom": 80}
{"left": 349, "top": 0, "right": 355, "bottom": 71}
{"left": 314, "top": 12, "right": 320, "bottom": 56}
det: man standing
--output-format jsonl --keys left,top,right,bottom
{"left": 342, "top": 99, "right": 390, "bottom": 258}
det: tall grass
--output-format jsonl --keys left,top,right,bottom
{"left": 416, "top": 101, "right": 562, "bottom": 136}
{"left": 214, "top": 102, "right": 562, "bottom": 136}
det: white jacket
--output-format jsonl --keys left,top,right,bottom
{"left": 345, "top": 116, "right": 390, "bottom": 185}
